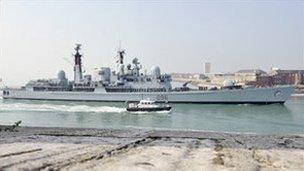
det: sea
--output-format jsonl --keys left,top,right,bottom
{"left": 0, "top": 96, "right": 303, "bottom": 135}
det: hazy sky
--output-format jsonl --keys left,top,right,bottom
{"left": 0, "top": 0, "right": 303, "bottom": 86}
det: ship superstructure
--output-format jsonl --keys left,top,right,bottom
{"left": 2, "top": 44, "right": 294, "bottom": 104}
{"left": 97, "top": 48, "right": 172, "bottom": 93}
{"left": 20, "top": 44, "right": 171, "bottom": 93}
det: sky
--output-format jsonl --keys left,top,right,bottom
{"left": 0, "top": 0, "right": 303, "bottom": 86}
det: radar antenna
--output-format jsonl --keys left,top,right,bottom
{"left": 115, "top": 42, "right": 125, "bottom": 64}
{"left": 75, "top": 43, "right": 82, "bottom": 52}
{"left": 118, "top": 49, "right": 125, "bottom": 64}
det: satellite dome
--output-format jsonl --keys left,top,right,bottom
{"left": 57, "top": 70, "right": 66, "bottom": 80}
{"left": 223, "top": 79, "right": 235, "bottom": 87}
{"left": 151, "top": 66, "right": 161, "bottom": 76}
{"left": 132, "top": 58, "right": 139, "bottom": 65}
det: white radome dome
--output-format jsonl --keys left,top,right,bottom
{"left": 57, "top": 70, "right": 66, "bottom": 80}
{"left": 223, "top": 79, "right": 235, "bottom": 87}
{"left": 151, "top": 66, "right": 161, "bottom": 76}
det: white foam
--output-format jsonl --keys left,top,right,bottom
{"left": 0, "top": 103, "right": 126, "bottom": 113}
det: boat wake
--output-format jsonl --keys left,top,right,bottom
{"left": 0, "top": 103, "right": 126, "bottom": 113}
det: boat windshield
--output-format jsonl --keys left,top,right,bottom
{"left": 139, "top": 100, "right": 154, "bottom": 105}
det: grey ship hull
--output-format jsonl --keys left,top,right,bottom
{"left": 2, "top": 86, "right": 294, "bottom": 104}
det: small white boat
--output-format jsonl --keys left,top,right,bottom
{"left": 126, "top": 100, "right": 172, "bottom": 112}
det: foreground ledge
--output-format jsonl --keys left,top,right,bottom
{"left": 0, "top": 126, "right": 303, "bottom": 170}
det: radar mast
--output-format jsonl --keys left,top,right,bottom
{"left": 73, "top": 44, "right": 83, "bottom": 84}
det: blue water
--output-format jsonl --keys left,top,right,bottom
{"left": 0, "top": 97, "right": 303, "bottom": 135}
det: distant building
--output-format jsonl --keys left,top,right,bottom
{"left": 234, "top": 69, "right": 267, "bottom": 85}
{"left": 172, "top": 68, "right": 304, "bottom": 88}
{"left": 209, "top": 73, "right": 235, "bottom": 85}
{"left": 235, "top": 69, "right": 267, "bottom": 76}
{"left": 203, "top": 63, "right": 211, "bottom": 74}
{"left": 171, "top": 73, "right": 194, "bottom": 79}
{"left": 171, "top": 73, "right": 206, "bottom": 80}
{"left": 249, "top": 69, "right": 304, "bottom": 86}
{"left": 192, "top": 74, "right": 206, "bottom": 79}
{"left": 269, "top": 69, "right": 304, "bottom": 85}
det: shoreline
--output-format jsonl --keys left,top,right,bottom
{"left": 0, "top": 126, "right": 303, "bottom": 170}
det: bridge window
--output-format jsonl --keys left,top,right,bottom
{"left": 3, "top": 91, "right": 9, "bottom": 95}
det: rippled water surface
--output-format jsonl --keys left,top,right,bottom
{"left": 0, "top": 97, "right": 303, "bottom": 134}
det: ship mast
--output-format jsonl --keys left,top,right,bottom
{"left": 74, "top": 44, "right": 83, "bottom": 84}
{"left": 118, "top": 49, "right": 125, "bottom": 64}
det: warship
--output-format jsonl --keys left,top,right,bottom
{"left": 2, "top": 44, "right": 294, "bottom": 104}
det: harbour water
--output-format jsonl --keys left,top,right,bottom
{"left": 0, "top": 97, "right": 303, "bottom": 135}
